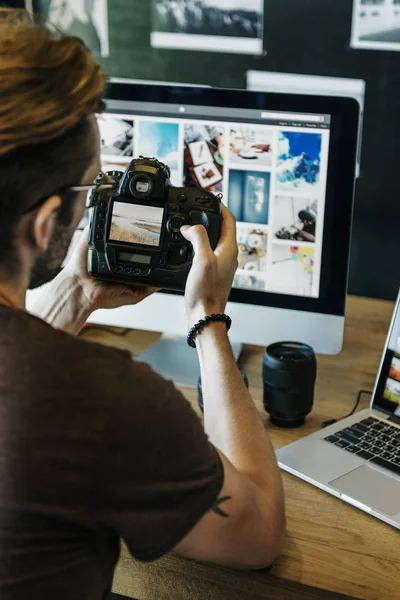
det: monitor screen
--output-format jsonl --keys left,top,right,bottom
{"left": 374, "top": 292, "right": 400, "bottom": 416}
{"left": 99, "top": 99, "right": 331, "bottom": 300}
{"left": 97, "top": 82, "right": 358, "bottom": 322}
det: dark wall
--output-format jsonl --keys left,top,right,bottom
{"left": 9, "top": 1, "right": 400, "bottom": 299}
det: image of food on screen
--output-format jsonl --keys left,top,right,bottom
{"left": 98, "top": 116, "right": 134, "bottom": 158}
{"left": 228, "top": 169, "right": 270, "bottom": 224}
{"left": 384, "top": 376, "right": 400, "bottom": 405}
{"left": 109, "top": 202, "right": 163, "bottom": 247}
{"left": 137, "top": 121, "right": 181, "bottom": 186}
{"left": 229, "top": 126, "right": 273, "bottom": 166}
{"left": 276, "top": 131, "right": 322, "bottom": 193}
{"left": 237, "top": 225, "right": 268, "bottom": 272}
{"left": 33, "top": 0, "right": 109, "bottom": 57}
{"left": 151, "top": 0, "right": 263, "bottom": 39}
{"left": 274, "top": 196, "right": 318, "bottom": 243}
{"left": 389, "top": 356, "right": 400, "bottom": 383}
{"left": 268, "top": 244, "right": 315, "bottom": 297}
{"left": 184, "top": 124, "right": 225, "bottom": 191}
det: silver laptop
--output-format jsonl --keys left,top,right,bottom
{"left": 276, "top": 290, "right": 400, "bottom": 529}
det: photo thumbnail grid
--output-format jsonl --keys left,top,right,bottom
{"left": 97, "top": 113, "right": 328, "bottom": 298}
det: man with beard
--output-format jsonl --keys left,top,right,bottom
{"left": 0, "top": 12, "right": 285, "bottom": 600}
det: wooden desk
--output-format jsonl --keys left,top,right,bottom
{"left": 82, "top": 296, "right": 400, "bottom": 600}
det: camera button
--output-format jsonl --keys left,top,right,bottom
{"left": 123, "top": 267, "right": 132, "bottom": 274}
{"left": 100, "top": 201, "right": 108, "bottom": 208}
{"left": 98, "top": 211, "right": 106, "bottom": 219}
{"left": 178, "top": 194, "right": 188, "bottom": 203}
{"left": 132, "top": 268, "right": 141, "bottom": 275}
{"left": 169, "top": 204, "right": 180, "bottom": 213}
{"left": 96, "top": 223, "right": 105, "bottom": 230}
{"left": 95, "top": 233, "right": 104, "bottom": 241}
{"left": 113, "top": 265, "right": 123, "bottom": 273}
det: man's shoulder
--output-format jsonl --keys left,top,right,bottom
{"left": 2, "top": 306, "right": 154, "bottom": 389}
{"left": 27, "top": 308, "right": 133, "bottom": 363}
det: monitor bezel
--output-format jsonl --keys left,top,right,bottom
{"left": 104, "top": 82, "right": 359, "bottom": 318}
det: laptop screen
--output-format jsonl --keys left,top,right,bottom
{"left": 373, "top": 290, "right": 400, "bottom": 417}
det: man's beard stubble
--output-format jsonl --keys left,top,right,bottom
{"left": 28, "top": 222, "right": 75, "bottom": 290}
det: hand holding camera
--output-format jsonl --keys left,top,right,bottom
{"left": 181, "top": 204, "right": 238, "bottom": 329}
{"left": 88, "top": 157, "right": 223, "bottom": 292}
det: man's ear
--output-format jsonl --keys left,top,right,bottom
{"left": 32, "top": 195, "right": 62, "bottom": 251}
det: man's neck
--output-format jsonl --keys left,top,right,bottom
{"left": 0, "top": 282, "right": 26, "bottom": 310}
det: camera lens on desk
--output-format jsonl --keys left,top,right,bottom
{"left": 198, "top": 371, "right": 249, "bottom": 413}
{"left": 262, "top": 342, "right": 317, "bottom": 428}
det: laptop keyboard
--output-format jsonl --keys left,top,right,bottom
{"left": 324, "top": 417, "right": 400, "bottom": 476}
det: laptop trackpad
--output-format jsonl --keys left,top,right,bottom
{"left": 330, "top": 465, "right": 400, "bottom": 515}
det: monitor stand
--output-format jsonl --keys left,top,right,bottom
{"left": 137, "top": 334, "right": 242, "bottom": 388}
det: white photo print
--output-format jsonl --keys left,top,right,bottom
{"left": 30, "top": 0, "right": 110, "bottom": 57}
{"left": 151, "top": 0, "right": 264, "bottom": 55}
{"left": 351, "top": 0, "right": 400, "bottom": 51}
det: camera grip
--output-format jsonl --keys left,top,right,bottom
{"left": 189, "top": 210, "right": 221, "bottom": 250}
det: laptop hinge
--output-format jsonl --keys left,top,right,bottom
{"left": 388, "top": 414, "right": 400, "bottom": 425}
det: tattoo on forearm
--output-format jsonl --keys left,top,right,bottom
{"left": 210, "top": 496, "right": 232, "bottom": 518}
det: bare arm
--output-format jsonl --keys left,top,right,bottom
{"left": 175, "top": 207, "right": 285, "bottom": 568}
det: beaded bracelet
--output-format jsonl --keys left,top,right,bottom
{"left": 187, "top": 313, "right": 232, "bottom": 348}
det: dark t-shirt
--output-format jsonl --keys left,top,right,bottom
{"left": 0, "top": 305, "right": 223, "bottom": 600}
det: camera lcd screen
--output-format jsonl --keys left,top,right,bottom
{"left": 109, "top": 201, "right": 164, "bottom": 247}
{"left": 118, "top": 252, "right": 151, "bottom": 265}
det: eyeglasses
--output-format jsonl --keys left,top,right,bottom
{"left": 22, "top": 171, "right": 117, "bottom": 215}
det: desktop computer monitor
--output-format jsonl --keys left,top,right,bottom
{"left": 26, "top": 82, "right": 358, "bottom": 385}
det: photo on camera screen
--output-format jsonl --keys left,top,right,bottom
{"left": 109, "top": 201, "right": 164, "bottom": 247}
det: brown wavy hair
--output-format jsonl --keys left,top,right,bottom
{"left": 0, "top": 9, "right": 107, "bottom": 272}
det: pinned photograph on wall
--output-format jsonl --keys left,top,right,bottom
{"left": 137, "top": 121, "right": 181, "bottom": 186}
{"left": 274, "top": 196, "right": 318, "bottom": 243}
{"left": 30, "top": 0, "right": 110, "bottom": 57}
{"left": 97, "top": 116, "right": 134, "bottom": 158}
{"left": 150, "top": 0, "right": 264, "bottom": 55}
{"left": 228, "top": 170, "right": 270, "bottom": 224}
{"left": 267, "top": 245, "right": 315, "bottom": 297}
{"left": 276, "top": 132, "right": 322, "bottom": 194}
{"left": 351, "top": 0, "right": 400, "bottom": 51}
{"left": 230, "top": 127, "right": 273, "bottom": 167}
{"left": 237, "top": 225, "right": 268, "bottom": 272}
{"left": 184, "top": 123, "right": 225, "bottom": 192}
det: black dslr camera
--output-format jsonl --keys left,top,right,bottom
{"left": 88, "top": 157, "right": 222, "bottom": 291}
